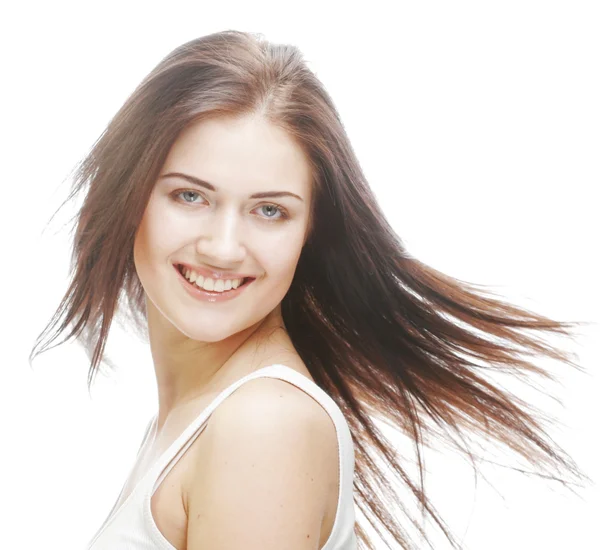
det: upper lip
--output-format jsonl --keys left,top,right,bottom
{"left": 175, "top": 262, "right": 256, "bottom": 281}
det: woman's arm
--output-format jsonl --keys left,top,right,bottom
{"left": 185, "top": 378, "right": 338, "bottom": 550}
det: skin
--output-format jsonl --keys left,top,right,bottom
{"left": 133, "top": 112, "right": 314, "bottom": 435}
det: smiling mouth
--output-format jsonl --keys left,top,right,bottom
{"left": 175, "top": 264, "right": 254, "bottom": 293}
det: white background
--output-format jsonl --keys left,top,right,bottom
{"left": 1, "top": 1, "right": 598, "bottom": 548}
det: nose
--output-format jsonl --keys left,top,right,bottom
{"left": 194, "top": 206, "right": 245, "bottom": 264}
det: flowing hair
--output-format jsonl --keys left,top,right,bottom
{"left": 29, "top": 30, "right": 591, "bottom": 549}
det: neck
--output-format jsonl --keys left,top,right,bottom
{"left": 146, "top": 302, "right": 291, "bottom": 429}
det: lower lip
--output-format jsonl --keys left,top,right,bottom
{"left": 174, "top": 265, "right": 255, "bottom": 303}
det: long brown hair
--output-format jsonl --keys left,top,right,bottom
{"left": 30, "top": 30, "right": 591, "bottom": 549}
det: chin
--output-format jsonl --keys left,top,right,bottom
{"left": 176, "top": 318, "right": 254, "bottom": 343}
{"left": 181, "top": 326, "right": 237, "bottom": 343}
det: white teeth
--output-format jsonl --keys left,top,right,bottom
{"left": 203, "top": 278, "right": 214, "bottom": 291}
{"left": 181, "top": 266, "right": 245, "bottom": 293}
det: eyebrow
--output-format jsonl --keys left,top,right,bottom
{"left": 159, "top": 172, "right": 304, "bottom": 202}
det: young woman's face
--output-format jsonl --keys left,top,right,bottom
{"left": 133, "top": 114, "right": 313, "bottom": 342}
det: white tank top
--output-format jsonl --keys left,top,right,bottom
{"left": 86, "top": 364, "right": 357, "bottom": 549}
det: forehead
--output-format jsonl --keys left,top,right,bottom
{"left": 161, "top": 115, "right": 312, "bottom": 196}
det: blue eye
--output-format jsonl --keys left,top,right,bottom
{"left": 171, "top": 190, "right": 289, "bottom": 222}
{"left": 255, "top": 204, "right": 289, "bottom": 222}
{"left": 176, "top": 190, "right": 203, "bottom": 204}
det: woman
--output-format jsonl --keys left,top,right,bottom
{"left": 30, "top": 30, "right": 589, "bottom": 549}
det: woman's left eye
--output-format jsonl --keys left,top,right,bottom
{"left": 173, "top": 190, "right": 288, "bottom": 222}
{"left": 254, "top": 204, "right": 289, "bottom": 222}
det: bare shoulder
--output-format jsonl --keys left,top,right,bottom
{"left": 184, "top": 376, "right": 339, "bottom": 549}
{"left": 225, "top": 375, "right": 334, "bottom": 419}
{"left": 210, "top": 375, "right": 340, "bottom": 468}
{"left": 222, "top": 375, "right": 339, "bottom": 449}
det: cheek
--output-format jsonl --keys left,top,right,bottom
{"left": 133, "top": 226, "right": 155, "bottom": 297}
{"left": 132, "top": 219, "right": 149, "bottom": 273}
{"left": 135, "top": 202, "right": 180, "bottom": 261}
{"left": 257, "top": 238, "right": 303, "bottom": 289}
{"left": 133, "top": 206, "right": 172, "bottom": 284}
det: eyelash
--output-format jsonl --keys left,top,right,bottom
{"left": 171, "top": 189, "right": 290, "bottom": 222}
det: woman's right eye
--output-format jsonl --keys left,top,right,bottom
{"left": 173, "top": 190, "right": 205, "bottom": 204}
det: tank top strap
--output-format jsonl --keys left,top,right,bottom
{"left": 146, "top": 363, "right": 354, "bottom": 499}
